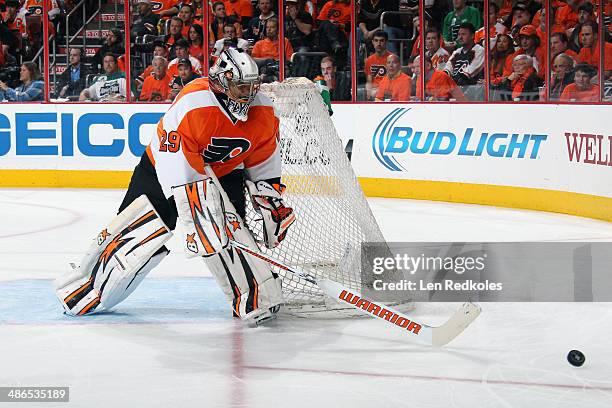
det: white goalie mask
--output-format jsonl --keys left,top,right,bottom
{"left": 209, "top": 48, "right": 261, "bottom": 121}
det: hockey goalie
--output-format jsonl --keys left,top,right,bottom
{"left": 55, "top": 49, "right": 296, "bottom": 325}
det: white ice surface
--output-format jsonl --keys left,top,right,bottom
{"left": 1, "top": 188, "right": 611, "bottom": 408}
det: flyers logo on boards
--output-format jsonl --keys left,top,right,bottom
{"left": 372, "top": 108, "right": 548, "bottom": 172}
{"left": 203, "top": 137, "right": 251, "bottom": 163}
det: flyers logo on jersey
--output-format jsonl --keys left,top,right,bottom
{"left": 186, "top": 233, "right": 198, "bottom": 254}
{"left": 226, "top": 213, "right": 241, "bottom": 231}
{"left": 203, "top": 137, "right": 251, "bottom": 163}
{"left": 97, "top": 229, "right": 111, "bottom": 245}
{"left": 151, "top": 1, "right": 164, "bottom": 12}
{"left": 328, "top": 9, "right": 342, "bottom": 20}
{"left": 371, "top": 65, "right": 387, "bottom": 78}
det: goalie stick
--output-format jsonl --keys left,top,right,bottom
{"left": 230, "top": 240, "right": 481, "bottom": 346}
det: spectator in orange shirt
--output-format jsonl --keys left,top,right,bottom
{"left": 251, "top": 17, "right": 294, "bottom": 63}
{"left": 136, "top": 40, "right": 168, "bottom": 90}
{"left": 500, "top": 54, "right": 543, "bottom": 101}
{"left": 375, "top": 54, "right": 412, "bottom": 102}
{"left": 190, "top": 0, "right": 204, "bottom": 20}
{"left": 490, "top": 33, "right": 515, "bottom": 86}
{"left": 550, "top": 32, "right": 578, "bottom": 62}
{"left": 364, "top": 30, "right": 394, "bottom": 100}
{"left": 224, "top": 0, "right": 253, "bottom": 27}
{"left": 553, "top": 0, "right": 582, "bottom": 34}
{"left": 504, "top": 25, "right": 546, "bottom": 79}
{"left": 414, "top": 55, "right": 467, "bottom": 101}
{"left": 164, "top": 16, "right": 187, "bottom": 58}
{"left": 178, "top": 4, "right": 195, "bottom": 38}
{"left": 577, "top": 21, "right": 612, "bottom": 79}
{"left": 560, "top": 63, "right": 599, "bottom": 101}
{"left": 187, "top": 23, "right": 204, "bottom": 63}
{"left": 139, "top": 56, "right": 173, "bottom": 102}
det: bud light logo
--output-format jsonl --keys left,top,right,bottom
{"left": 372, "top": 108, "right": 548, "bottom": 172}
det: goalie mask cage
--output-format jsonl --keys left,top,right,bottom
{"left": 244, "top": 78, "right": 406, "bottom": 316}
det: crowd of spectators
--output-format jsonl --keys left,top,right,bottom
{"left": 355, "top": 0, "right": 611, "bottom": 102}
{"left": 125, "top": 0, "right": 357, "bottom": 102}
{"left": 1, "top": 0, "right": 611, "bottom": 103}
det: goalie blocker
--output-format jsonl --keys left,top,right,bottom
{"left": 55, "top": 152, "right": 295, "bottom": 323}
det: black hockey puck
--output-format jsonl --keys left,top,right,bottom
{"left": 567, "top": 350, "right": 585, "bottom": 367}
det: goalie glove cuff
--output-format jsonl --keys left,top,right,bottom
{"left": 246, "top": 180, "right": 296, "bottom": 249}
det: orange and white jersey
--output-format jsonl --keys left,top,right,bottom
{"left": 150, "top": 0, "right": 178, "bottom": 16}
{"left": 147, "top": 78, "right": 281, "bottom": 198}
{"left": 23, "top": 0, "right": 59, "bottom": 17}
{"left": 1, "top": 11, "right": 26, "bottom": 35}
{"left": 167, "top": 55, "right": 203, "bottom": 76}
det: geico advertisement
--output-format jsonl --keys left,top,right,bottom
{"left": 337, "top": 104, "right": 612, "bottom": 198}
{"left": 0, "top": 104, "right": 166, "bottom": 170}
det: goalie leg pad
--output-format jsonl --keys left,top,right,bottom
{"left": 205, "top": 245, "right": 284, "bottom": 321}
{"left": 203, "top": 169, "right": 284, "bottom": 322}
{"left": 173, "top": 179, "right": 229, "bottom": 258}
{"left": 55, "top": 195, "right": 172, "bottom": 316}
{"left": 99, "top": 249, "right": 167, "bottom": 311}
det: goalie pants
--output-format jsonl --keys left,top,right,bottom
{"left": 119, "top": 152, "right": 247, "bottom": 237}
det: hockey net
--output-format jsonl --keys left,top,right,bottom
{"left": 245, "top": 78, "right": 405, "bottom": 316}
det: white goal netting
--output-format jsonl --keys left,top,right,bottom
{"left": 245, "top": 78, "right": 400, "bottom": 316}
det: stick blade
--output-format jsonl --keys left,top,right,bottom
{"left": 431, "top": 302, "right": 481, "bottom": 347}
